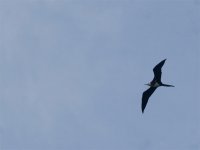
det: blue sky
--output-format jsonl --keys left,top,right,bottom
{"left": 0, "top": 0, "right": 199, "bottom": 150}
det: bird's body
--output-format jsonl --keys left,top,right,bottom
{"left": 150, "top": 82, "right": 160, "bottom": 87}
{"left": 142, "top": 59, "right": 174, "bottom": 113}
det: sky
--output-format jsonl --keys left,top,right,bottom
{"left": 0, "top": 0, "right": 199, "bottom": 150}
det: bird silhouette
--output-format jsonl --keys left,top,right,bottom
{"left": 142, "top": 59, "right": 174, "bottom": 113}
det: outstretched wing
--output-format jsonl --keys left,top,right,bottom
{"left": 152, "top": 59, "right": 166, "bottom": 83}
{"left": 142, "top": 87, "right": 157, "bottom": 113}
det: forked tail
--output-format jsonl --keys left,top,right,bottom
{"left": 161, "top": 83, "right": 175, "bottom": 87}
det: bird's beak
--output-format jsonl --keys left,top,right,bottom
{"left": 144, "top": 84, "right": 149, "bottom": 86}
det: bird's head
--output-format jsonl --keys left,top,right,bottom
{"left": 145, "top": 83, "right": 151, "bottom": 86}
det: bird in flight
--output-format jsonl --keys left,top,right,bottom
{"left": 142, "top": 59, "right": 174, "bottom": 113}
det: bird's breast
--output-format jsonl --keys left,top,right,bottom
{"left": 153, "top": 82, "right": 160, "bottom": 87}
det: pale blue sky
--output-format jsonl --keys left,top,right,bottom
{"left": 0, "top": 0, "right": 199, "bottom": 150}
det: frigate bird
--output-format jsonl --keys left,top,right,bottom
{"left": 142, "top": 59, "right": 174, "bottom": 113}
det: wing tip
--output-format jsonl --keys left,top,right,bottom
{"left": 141, "top": 107, "right": 145, "bottom": 113}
